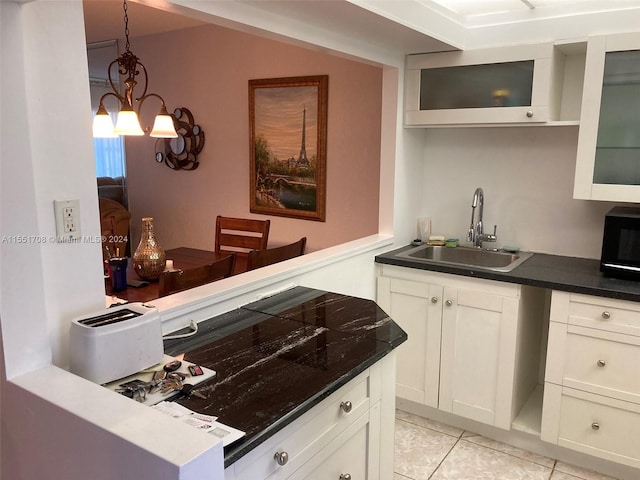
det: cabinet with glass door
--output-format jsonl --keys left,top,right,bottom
{"left": 574, "top": 33, "right": 640, "bottom": 202}
{"left": 405, "top": 43, "right": 564, "bottom": 126}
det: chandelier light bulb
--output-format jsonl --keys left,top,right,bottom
{"left": 114, "top": 107, "right": 144, "bottom": 136}
{"left": 92, "top": 105, "right": 116, "bottom": 138}
{"left": 150, "top": 106, "right": 178, "bottom": 138}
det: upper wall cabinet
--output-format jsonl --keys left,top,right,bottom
{"left": 405, "top": 43, "right": 582, "bottom": 127}
{"left": 574, "top": 33, "right": 640, "bottom": 202}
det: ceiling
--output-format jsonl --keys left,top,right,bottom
{"left": 83, "top": 1, "right": 208, "bottom": 44}
{"left": 82, "top": 0, "right": 452, "bottom": 55}
{"left": 422, "top": 0, "right": 640, "bottom": 26}
{"left": 83, "top": 0, "right": 640, "bottom": 56}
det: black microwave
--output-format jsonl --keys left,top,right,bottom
{"left": 601, "top": 206, "right": 640, "bottom": 278}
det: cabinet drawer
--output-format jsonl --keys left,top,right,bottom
{"left": 230, "top": 370, "right": 370, "bottom": 480}
{"left": 556, "top": 388, "right": 640, "bottom": 468}
{"left": 568, "top": 296, "right": 640, "bottom": 337}
{"left": 284, "top": 411, "right": 369, "bottom": 480}
{"left": 562, "top": 325, "right": 640, "bottom": 404}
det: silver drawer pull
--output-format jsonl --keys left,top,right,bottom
{"left": 274, "top": 451, "right": 289, "bottom": 466}
{"left": 445, "top": 299, "right": 453, "bottom": 307}
{"left": 431, "top": 297, "right": 438, "bottom": 304}
{"left": 601, "top": 311, "right": 611, "bottom": 320}
{"left": 591, "top": 422, "right": 600, "bottom": 431}
{"left": 526, "top": 110, "right": 534, "bottom": 118}
{"left": 339, "top": 475, "right": 352, "bottom": 480}
{"left": 340, "top": 401, "right": 353, "bottom": 413}
{"left": 597, "top": 359, "right": 606, "bottom": 368}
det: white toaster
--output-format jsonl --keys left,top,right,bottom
{"left": 69, "top": 303, "right": 163, "bottom": 384}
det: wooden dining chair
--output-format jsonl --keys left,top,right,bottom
{"left": 246, "top": 237, "right": 307, "bottom": 271}
{"left": 215, "top": 216, "right": 270, "bottom": 273}
{"left": 215, "top": 216, "right": 271, "bottom": 253}
{"left": 158, "top": 254, "right": 235, "bottom": 297}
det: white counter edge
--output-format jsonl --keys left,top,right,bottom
{"left": 153, "top": 234, "right": 395, "bottom": 334}
{"left": 5, "top": 364, "right": 224, "bottom": 479}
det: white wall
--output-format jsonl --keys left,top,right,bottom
{"left": 1, "top": 2, "right": 106, "bottom": 378}
{"left": 418, "top": 126, "right": 622, "bottom": 259}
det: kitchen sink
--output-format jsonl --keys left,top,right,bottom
{"left": 396, "top": 245, "right": 534, "bottom": 272}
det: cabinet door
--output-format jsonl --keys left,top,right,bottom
{"left": 575, "top": 32, "right": 640, "bottom": 201}
{"left": 439, "top": 287, "right": 518, "bottom": 429}
{"left": 405, "top": 43, "right": 554, "bottom": 126}
{"left": 377, "top": 276, "right": 442, "bottom": 407}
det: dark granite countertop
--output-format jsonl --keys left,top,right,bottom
{"left": 163, "top": 286, "right": 407, "bottom": 468}
{"left": 375, "top": 244, "right": 640, "bottom": 302}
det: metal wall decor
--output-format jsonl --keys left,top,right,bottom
{"left": 155, "top": 107, "right": 205, "bottom": 170}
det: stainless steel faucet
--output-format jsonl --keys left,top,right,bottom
{"left": 467, "top": 187, "right": 497, "bottom": 248}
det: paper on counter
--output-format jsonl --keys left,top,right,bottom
{"left": 153, "top": 401, "right": 245, "bottom": 446}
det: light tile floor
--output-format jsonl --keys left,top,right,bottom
{"left": 394, "top": 410, "right": 620, "bottom": 480}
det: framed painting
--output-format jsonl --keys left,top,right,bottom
{"left": 249, "top": 75, "right": 328, "bottom": 221}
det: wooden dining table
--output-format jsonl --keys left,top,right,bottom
{"left": 105, "top": 247, "right": 242, "bottom": 304}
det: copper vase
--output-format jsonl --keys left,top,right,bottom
{"left": 133, "top": 217, "right": 166, "bottom": 281}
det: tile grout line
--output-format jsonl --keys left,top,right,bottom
{"left": 461, "top": 435, "right": 556, "bottom": 471}
{"left": 396, "top": 416, "right": 463, "bottom": 441}
{"left": 393, "top": 473, "right": 413, "bottom": 480}
{"left": 395, "top": 414, "right": 614, "bottom": 480}
{"left": 427, "top": 428, "right": 466, "bottom": 479}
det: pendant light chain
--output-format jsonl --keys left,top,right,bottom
{"left": 123, "top": 0, "right": 131, "bottom": 52}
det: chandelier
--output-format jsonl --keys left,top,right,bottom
{"left": 92, "top": 0, "right": 177, "bottom": 138}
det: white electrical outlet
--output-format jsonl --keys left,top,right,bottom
{"left": 54, "top": 199, "right": 81, "bottom": 242}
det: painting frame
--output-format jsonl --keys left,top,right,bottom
{"left": 249, "top": 75, "right": 328, "bottom": 222}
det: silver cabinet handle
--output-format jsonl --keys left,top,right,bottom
{"left": 597, "top": 359, "right": 606, "bottom": 367}
{"left": 591, "top": 422, "right": 600, "bottom": 430}
{"left": 431, "top": 296, "right": 439, "bottom": 304}
{"left": 340, "top": 401, "right": 352, "bottom": 413}
{"left": 601, "top": 311, "right": 611, "bottom": 320}
{"left": 445, "top": 299, "right": 453, "bottom": 307}
{"left": 340, "top": 475, "right": 352, "bottom": 480}
{"left": 274, "top": 451, "right": 289, "bottom": 466}
{"left": 526, "top": 110, "right": 534, "bottom": 118}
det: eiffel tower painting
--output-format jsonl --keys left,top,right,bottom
{"left": 249, "top": 75, "right": 328, "bottom": 221}
{"left": 296, "top": 107, "right": 311, "bottom": 169}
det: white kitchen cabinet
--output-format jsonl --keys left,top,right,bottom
{"left": 439, "top": 285, "right": 519, "bottom": 428}
{"left": 224, "top": 353, "right": 395, "bottom": 480}
{"left": 375, "top": 276, "right": 442, "bottom": 407}
{"left": 574, "top": 32, "right": 640, "bottom": 201}
{"left": 377, "top": 265, "right": 544, "bottom": 430}
{"left": 541, "top": 291, "right": 640, "bottom": 469}
{"left": 405, "top": 43, "right": 573, "bottom": 126}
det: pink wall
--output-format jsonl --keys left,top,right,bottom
{"left": 123, "top": 24, "right": 382, "bottom": 254}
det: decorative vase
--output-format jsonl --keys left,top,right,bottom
{"left": 133, "top": 217, "right": 166, "bottom": 281}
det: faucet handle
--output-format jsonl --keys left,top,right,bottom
{"left": 481, "top": 225, "right": 498, "bottom": 244}
{"left": 487, "top": 225, "right": 498, "bottom": 242}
